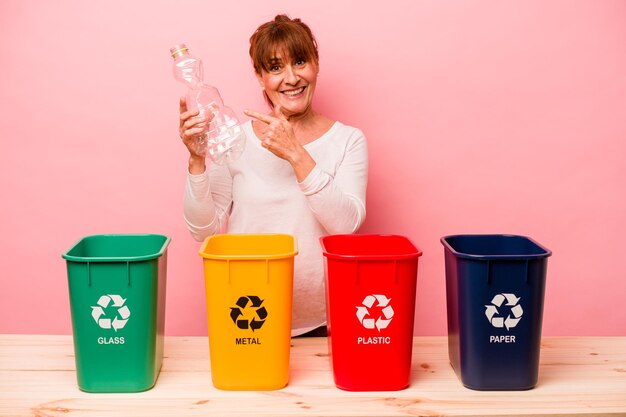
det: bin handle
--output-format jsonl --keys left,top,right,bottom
{"left": 127, "top": 261, "right": 131, "bottom": 286}
{"left": 524, "top": 260, "right": 529, "bottom": 284}
{"left": 393, "top": 260, "right": 398, "bottom": 284}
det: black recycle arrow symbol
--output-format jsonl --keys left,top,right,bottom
{"left": 230, "top": 295, "right": 267, "bottom": 331}
{"left": 230, "top": 307, "right": 242, "bottom": 323}
{"left": 256, "top": 306, "right": 267, "bottom": 320}
{"left": 247, "top": 295, "right": 263, "bottom": 307}
{"left": 236, "top": 296, "right": 249, "bottom": 309}
{"left": 250, "top": 318, "right": 263, "bottom": 331}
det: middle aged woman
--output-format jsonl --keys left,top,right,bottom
{"left": 179, "top": 14, "right": 368, "bottom": 337}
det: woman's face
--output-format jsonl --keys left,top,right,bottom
{"left": 256, "top": 50, "right": 318, "bottom": 118}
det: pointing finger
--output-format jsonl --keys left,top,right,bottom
{"left": 244, "top": 109, "right": 277, "bottom": 125}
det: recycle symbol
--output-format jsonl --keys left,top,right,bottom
{"left": 485, "top": 293, "right": 523, "bottom": 330}
{"left": 230, "top": 296, "right": 267, "bottom": 332}
{"left": 91, "top": 294, "right": 130, "bottom": 332}
{"left": 356, "top": 294, "right": 394, "bottom": 332}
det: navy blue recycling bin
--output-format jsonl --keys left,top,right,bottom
{"left": 441, "top": 234, "right": 551, "bottom": 390}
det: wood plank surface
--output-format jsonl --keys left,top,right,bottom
{"left": 0, "top": 335, "right": 625, "bottom": 416}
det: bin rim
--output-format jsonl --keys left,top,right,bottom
{"left": 198, "top": 233, "right": 298, "bottom": 260}
{"left": 61, "top": 233, "right": 171, "bottom": 263}
{"left": 440, "top": 233, "right": 552, "bottom": 260}
{"left": 320, "top": 233, "right": 422, "bottom": 261}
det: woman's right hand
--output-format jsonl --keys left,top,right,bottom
{"left": 179, "top": 97, "right": 210, "bottom": 173}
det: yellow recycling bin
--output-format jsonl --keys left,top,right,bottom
{"left": 199, "top": 234, "right": 297, "bottom": 390}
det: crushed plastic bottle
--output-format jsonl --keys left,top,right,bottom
{"left": 170, "top": 44, "right": 245, "bottom": 165}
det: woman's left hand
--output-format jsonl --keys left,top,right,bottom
{"left": 244, "top": 105, "right": 304, "bottom": 163}
{"left": 244, "top": 105, "right": 316, "bottom": 182}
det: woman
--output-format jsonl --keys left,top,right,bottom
{"left": 179, "top": 15, "right": 368, "bottom": 337}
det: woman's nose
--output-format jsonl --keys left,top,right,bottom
{"left": 284, "top": 65, "right": 299, "bottom": 85}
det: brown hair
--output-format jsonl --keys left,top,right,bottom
{"left": 249, "top": 15, "right": 319, "bottom": 75}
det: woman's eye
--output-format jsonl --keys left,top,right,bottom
{"left": 270, "top": 65, "right": 281, "bottom": 72}
{"left": 295, "top": 60, "right": 306, "bottom": 67}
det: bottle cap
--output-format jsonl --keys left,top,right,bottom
{"left": 170, "top": 44, "right": 189, "bottom": 58}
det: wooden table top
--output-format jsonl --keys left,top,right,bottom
{"left": 1, "top": 335, "right": 625, "bottom": 416}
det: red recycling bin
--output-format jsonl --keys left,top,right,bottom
{"left": 320, "top": 234, "right": 422, "bottom": 391}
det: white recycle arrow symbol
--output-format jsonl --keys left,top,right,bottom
{"left": 486, "top": 293, "right": 523, "bottom": 330}
{"left": 491, "top": 317, "right": 504, "bottom": 328}
{"left": 92, "top": 306, "right": 105, "bottom": 322}
{"left": 117, "top": 305, "right": 130, "bottom": 320}
{"left": 504, "top": 293, "right": 521, "bottom": 306}
{"left": 99, "top": 318, "right": 112, "bottom": 329}
{"left": 362, "top": 295, "right": 377, "bottom": 308}
{"left": 356, "top": 294, "right": 394, "bottom": 332}
{"left": 91, "top": 294, "right": 130, "bottom": 332}
{"left": 505, "top": 316, "right": 520, "bottom": 330}
{"left": 373, "top": 294, "right": 391, "bottom": 307}
{"left": 362, "top": 318, "right": 376, "bottom": 329}
{"left": 491, "top": 294, "right": 505, "bottom": 307}
{"left": 376, "top": 317, "right": 391, "bottom": 331}
{"left": 510, "top": 304, "right": 523, "bottom": 318}
{"left": 97, "top": 295, "right": 111, "bottom": 308}
{"left": 356, "top": 306, "right": 369, "bottom": 323}
{"left": 109, "top": 294, "right": 127, "bottom": 307}
{"left": 485, "top": 305, "right": 498, "bottom": 321}
{"left": 112, "top": 317, "right": 128, "bottom": 331}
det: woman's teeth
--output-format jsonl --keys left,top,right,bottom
{"left": 283, "top": 87, "right": 305, "bottom": 96}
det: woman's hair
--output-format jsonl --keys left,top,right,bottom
{"left": 249, "top": 15, "right": 319, "bottom": 75}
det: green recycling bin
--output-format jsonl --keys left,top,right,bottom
{"left": 62, "top": 234, "right": 170, "bottom": 392}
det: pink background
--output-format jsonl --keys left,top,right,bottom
{"left": 1, "top": 1, "right": 625, "bottom": 336}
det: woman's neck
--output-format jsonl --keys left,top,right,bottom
{"left": 289, "top": 109, "right": 334, "bottom": 144}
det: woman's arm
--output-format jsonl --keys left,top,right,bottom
{"left": 183, "top": 164, "right": 233, "bottom": 242}
{"left": 179, "top": 96, "right": 233, "bottom": 241}
{"left": 299, "top": 130, "right": 368, "bottom": 234}
{"left": 242, "top": 108, "right": 368, "bottom": 234}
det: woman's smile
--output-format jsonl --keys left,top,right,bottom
{"left": 281, "top": 86, "right": 307, "bottom": 97}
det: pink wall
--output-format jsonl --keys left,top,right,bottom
{"left": 1, "top": 1, "right": 625, "bottom": 336}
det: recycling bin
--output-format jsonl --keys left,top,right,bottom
{"left": 62, "top": 234, "right": 170, "bottom": 392}
{"left": 441, "top": 234, "right": 551, "bottom": 390}
{"left": 320, "top": 234, "right": 422, "bottom": 391}
{"left": 199, "top": 234, "right": 297, "bottom": 390}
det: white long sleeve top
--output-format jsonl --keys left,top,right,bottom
{"left": 184, "top": 120, "right": 368, "bottom": 335}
